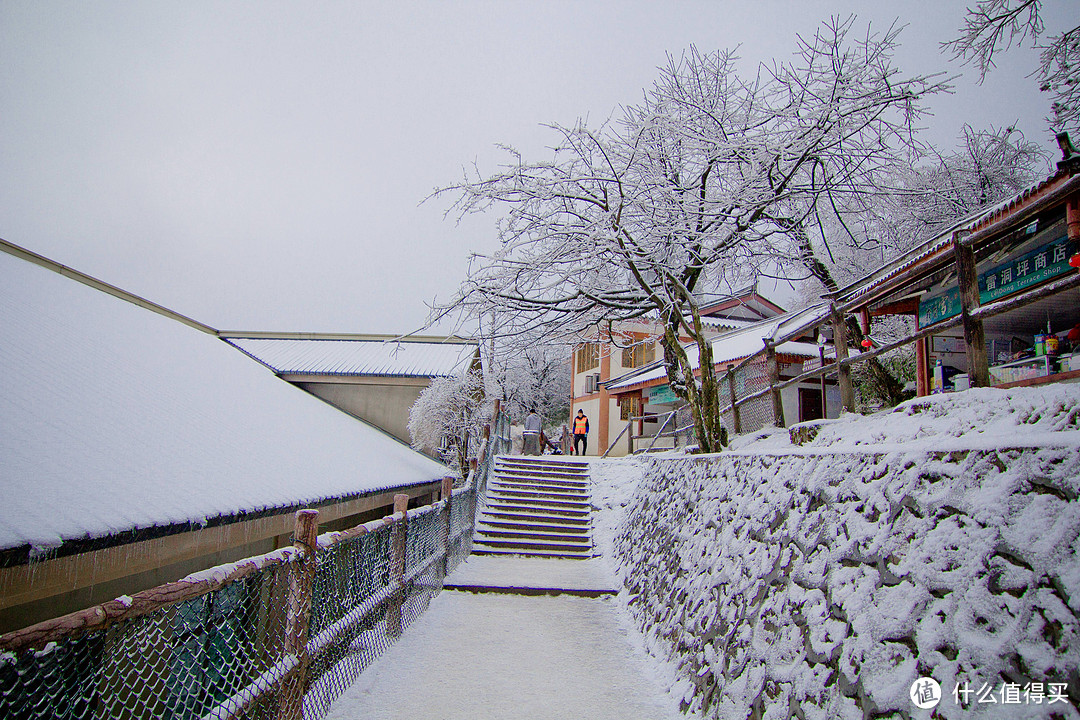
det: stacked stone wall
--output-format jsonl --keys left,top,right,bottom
{"left": 614, "top": 446, "right": 1080, "bottom": 718}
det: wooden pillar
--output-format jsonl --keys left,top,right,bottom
{"left": 952, "top": 233, "right": 990, "bottom": 387}
{"left": 764, "top": 340, "right": 785, "bottom": 428}
{"left": 386, "top": 494, "right": 409, "bottom": 638}
{"left": 279, "top": 509, "right": 319, "bottom": 720}
{"left": 726, "top": 364, "right": 741, "bottom": 434}
{"left": 915, "top": 337, "right": 930, "bottom": 397}
{"left": 818, "top": 342, "right": 827, "bottom": 416}
{"left": 1066, "top": 195, "right": 1080, "bottom": 242}
{"left": 830, "top": 303, "right": 856, "bottom": 413}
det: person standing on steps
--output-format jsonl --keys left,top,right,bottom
{"left": 572, "top": 409, "right": 589, "bottom": 456}
{"left": 523, "top": 408, "right": 543, "bottom": 456}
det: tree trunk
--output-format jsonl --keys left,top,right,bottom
{"left": 794, "top": 224, "right": 906, "bottom": 407}
{"left": 662, "top": 303, "right": 724, "bottom": 453}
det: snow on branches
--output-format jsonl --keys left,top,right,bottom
{"left": 433, "top": 17, "right": 950, "bottom": 450}
{"left": 407, "top": 371, "right": 486, "bottom": 479}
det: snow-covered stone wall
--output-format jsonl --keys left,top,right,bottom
{"left": 610, "top": 388, "right": 1080, "bottom": 719}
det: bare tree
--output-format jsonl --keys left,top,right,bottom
{"left": 486, "top": 340, "right": 571, "bottom": 427}
{"left": 943, "top": 0, "right": 1080, "bottom": 133}
{"left": 433, "top": 18, "right": 947, "bottom": 451}
{"left": 407, "top": 371, "right": 486, "bottom": 479}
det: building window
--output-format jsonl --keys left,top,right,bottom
{"left": 622, "top": 341, "right": 656, "bottom": 369}
{"left": 620, "top": 395, "right": 642, "bottom": 420}
{"left": 576, "top": 343, "right": 600, "bottom": 373}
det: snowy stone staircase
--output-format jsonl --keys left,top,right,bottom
{"left": 473, "top": 456, "right": 594, "bottom": 559}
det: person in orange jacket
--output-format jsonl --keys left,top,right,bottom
{"left": 572, "top": 409, "right": 589, "bottom": 456}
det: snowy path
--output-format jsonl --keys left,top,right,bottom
{"left": 324, "top": 557, "right": 682, "bottom": 720}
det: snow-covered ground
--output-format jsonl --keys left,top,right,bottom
{"left": 324, "top": 587, "right": 683, "bottom": 719}
{"left": 593, "top": 385, "right": 1080, "bottom": 719}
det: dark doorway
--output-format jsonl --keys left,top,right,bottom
{"left": 799, "top": 388, "right": 824, "bottom": 422}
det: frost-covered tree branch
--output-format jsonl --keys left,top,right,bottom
{"left": 430, "top": 18, "right": 949, "bottom": 449}
{"left": 407, "top": 371, "right": 486, "bottom": 479}
{"left": 944, "top": 0, "right": 1080, "bottom": 132}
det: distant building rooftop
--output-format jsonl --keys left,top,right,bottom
{"left": 224, "top": 334, "right": 478, "bottom": 378}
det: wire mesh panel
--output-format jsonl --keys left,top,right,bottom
{"left": 2, "top": 412, "right": 506, "bottom": 720}
{"left": 0, "top": 556, "right": 295, "bottom": 720}
{"left": 735, "top": 359, "right": 775, "bottom": 433}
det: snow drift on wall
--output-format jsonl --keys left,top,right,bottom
{"left": 608, "top": 386, "right": 1080, "bottom": 719}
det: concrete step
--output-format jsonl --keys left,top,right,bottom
{"left": 490, "top": 490, "right": 591, "bottom": 507}
{"left": 488, "top": 487, "right": 589, "bottom": 504}
{"left": 496, "top": 456, "right": 589, "bottom": 469}
{"left": 476, "top": 525, "right": 593, "bottom": 544}
{"left": 490, "top": 482, "right": 589, "bottom": 497}
{"left": 481, "top": 509, "right": 591, "bottom": 526}
{"left": 473, "top": 536, "right": 593, "bottom": 554}
{"left": 492, "top": 474, "right": 587, "bottom": 492}
{"left": 470, "top": 546, "right": 594, "bottom": 560}
{"left": 495, "top": 461, "right": 589, "bottom": 475}
{"left": 494, "top": 465, "right": 590, "bottom": 479}
{"left": 479, "top": 518, "right": 590, "bottom": 534}
{"left": 485, "top": 501, "right": 589, "bottom": 517}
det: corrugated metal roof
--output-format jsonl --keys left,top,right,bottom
{"left": 226, "top": 337, "right": 478, "bottom": 377}
{"left": 0, "top": 248, "right": 448, "bottom": 554}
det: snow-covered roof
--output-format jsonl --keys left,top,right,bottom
{"left": 225, "top": 336, "right": 477, "bottom": 378}
{"left": 837, "top": 170, "right": 1079, "bottom": 307}
{"left": 607, "top": 305, "right": 837, "bottom": 392}
{"left": 0, "top": 249, "right": 449, "bottom": 555}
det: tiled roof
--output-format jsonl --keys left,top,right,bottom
{"left": 225, "top": 337, "right": 478, "bottom": 377}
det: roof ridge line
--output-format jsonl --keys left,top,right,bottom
{"left": 0, "top": 237, "right": 219, "bottom": 335}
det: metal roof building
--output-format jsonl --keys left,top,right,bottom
{"left": 222, "top": 333, "right": 482, "bottom": 446}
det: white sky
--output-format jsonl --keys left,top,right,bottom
{"left": 1, "top": 1, "right": 1073, "bottom": 334}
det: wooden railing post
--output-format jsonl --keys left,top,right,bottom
{"left": 626, "top": 419, "right": 633, "bottom": 455}
{"left": 386, "top": 494, "right": 409, "bottom": 638}
{"left": 764, "top": 339, "right": 785, "bottom": 428}
{"left": 818, "top": 341, "right": 828, "bottom": 415}
{"left": 726, "top": 364, "right": 741, "bottom": 435}
{"left": 830, "top": 303, "right": 856, "bottom": 413}
{"left": 952, "top": 232, "right": 990, "bottom": 387}
{"left": 279, "top": 509, "right": 319, "bottom": 720}
{"left": 441, "top": 477, "right": 454, "bottom": 577}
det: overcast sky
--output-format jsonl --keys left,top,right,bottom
{"left": 1, "top": 1, "right": 1072, "bottom": 334}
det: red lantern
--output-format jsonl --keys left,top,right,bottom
{"left": 1070, "top": 252, "right": 1080, "bottom": 270}
{"left": 861, "top": 338, "right": 873, "bottom": 348}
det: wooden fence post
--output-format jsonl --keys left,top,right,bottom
{"left": 952, "top": 232, "right": 990, "bottom": 387}
{"left": 764, "top": 340, "right": 785, "bottom": 428}
{"left": 278, "top": 509, "right": 319, "bottom": 720}
{"left": 830, "top": 303, "right": 856, "bottom": 413}
{"left": 386, "top": 494, "right": 409, "bottom": 638}
{"left": 727, "top": 364, "right": 741, "bottom": 435}
{"left": 626, "top": 419, "right": 633, "bottom": 455}
{"left": 441, "top": 477, "right": 454, "bottom": 578}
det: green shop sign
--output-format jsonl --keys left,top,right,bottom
{"left": 648, "top": 384, "right": 680, "bottom": 405}
{"left": 918, "top": 235, "right": 1072, "bottom": 328}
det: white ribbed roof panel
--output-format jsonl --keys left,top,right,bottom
{"left": 0, "top": 250, "right": 448, "bottom": 554}
{"left": 227, "top": 337, "right": 477, "bottom": 377}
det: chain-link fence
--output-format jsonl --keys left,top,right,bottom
{"left": 1, "top": 414, "right": 512, "bottom": 720}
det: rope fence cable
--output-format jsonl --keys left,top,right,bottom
{"left": 0, "top": 411, "right": 512, "bottom": 720}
